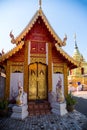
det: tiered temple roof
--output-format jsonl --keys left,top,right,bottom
{"left": 0, "top": 8, "right": 79, "bottom": 69}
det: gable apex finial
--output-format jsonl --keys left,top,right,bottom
{"left": 39, "top": 0, "right": 42, "bottom": 9}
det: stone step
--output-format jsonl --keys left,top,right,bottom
{"left": 28, "top": 100, "right": 51, "bottom": 116}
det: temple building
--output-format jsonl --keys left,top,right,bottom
{"left": 68, "top": 36, "right": 87, "bottom": 90}
{"left": 0, "top": 3, "right": 78, "bottom": 102}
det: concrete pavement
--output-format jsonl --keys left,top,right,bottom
{"left": 73, "top": 91, "right": 87, "bottom": 117}
{"left": 0, "top": 111, "right": 87, "bottom": 130}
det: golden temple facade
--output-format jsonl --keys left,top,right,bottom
{"left": 0, "top": 6, "right": 78, "bottom": 100}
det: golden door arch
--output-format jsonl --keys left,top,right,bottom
{"left": 29, "top": 62, "right": 48, "bottom": 100}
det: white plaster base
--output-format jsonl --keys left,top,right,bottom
{"left": 51, "top": 102, "right": 67, "bottom": 116}
{"left": 11, "top": 105, "right": 28, "bottom": 120}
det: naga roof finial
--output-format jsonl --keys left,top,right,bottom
{"left": 62, "top": 34, "right": 67, "bottom": 46}
{"left": 9, "top": 30, "right": 16, "bottom": 44}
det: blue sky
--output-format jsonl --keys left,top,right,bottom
{"left": 0, "top": 0, "right": 87, "bottom": 60}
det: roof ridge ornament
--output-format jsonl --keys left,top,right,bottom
{"left": 62, "top": 34, "right": 67, "bottom": 46}
{"left": 9, "top": 30, "right": 16, "bottom": 44}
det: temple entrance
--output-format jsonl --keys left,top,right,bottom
{"left": 28, "top": 62, "right": 47, "bottom": 101}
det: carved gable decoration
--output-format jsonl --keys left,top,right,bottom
{"left": 25, "top": 17, "right": 55, "bottom": 44}
{"left": 30, "top": 41, "right": 46, "bottom": 54}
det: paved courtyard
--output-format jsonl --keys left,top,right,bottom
{"left": 0, "top": 91, "right": 87, "bottom": 130}
{"left": 0, "top": 110, "right": 87, "bottom": 130}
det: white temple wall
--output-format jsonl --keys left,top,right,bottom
{"left": 10, "top": 73, "right": 23, "bottom": 100}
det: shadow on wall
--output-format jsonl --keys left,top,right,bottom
{"left": 73, "top": 96, "right": 87, "bottom": 117}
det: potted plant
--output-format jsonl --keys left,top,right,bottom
{"left": 66, "top": 92, "right": 77, "bottom": 112}
{"left": 0, "top": 99, "right": 9, "bottom": 117}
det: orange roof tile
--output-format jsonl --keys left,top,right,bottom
{"left": 0, "top": 41, "right": 24, "bottom": 62}
{"left": 55, "top": 43, "right": 79, "bottom": 69}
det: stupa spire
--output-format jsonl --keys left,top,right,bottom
{"left": 74, "top": 33, "right": 78, "bottom": 49}
{"left": 73, "top": 33, "right": 81, "bottom": 61}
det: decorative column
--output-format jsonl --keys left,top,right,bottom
{"left": 5, "top": 61, "right": 11, "bottom": 99}
{"left": 64, "top": 63, "right": 68, "bottom": 96}
{"left": 24, "top": 41, "right": 29, "bottom": 93}
{"left": 48, "top": 42, "right": 52, "bottom": 92}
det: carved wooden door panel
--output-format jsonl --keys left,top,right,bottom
{"left": 38, "top": 63, "right": 47, "bottom": 100}
{"left": 29, "top": 63, "right": 47, "bottom": 100}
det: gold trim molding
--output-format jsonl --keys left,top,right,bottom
{"left": 53, "top": 63, "right": 63, "bottom": 73}
{"left": 30, "top": 57, "right": 46, "bottom": 64}
{"left": 31, "top": 53, "right": 46, "bottom": 57}
{"left": 53, "top": 67, "right": 63, "bottom": 73}
{"left": 11, "top": 65, "right": 24, "bottom": 73}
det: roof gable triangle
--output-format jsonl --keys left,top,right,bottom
{"left": 15, "top": 9, "right": 63, "bottom": 46}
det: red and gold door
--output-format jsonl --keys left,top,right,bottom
{"left": 29, "top": 62, "right": 47, "bottom": 100}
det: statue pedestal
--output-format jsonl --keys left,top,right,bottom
{"left": 51, "top": 102, "right": 67, "bottom": 116}
{"left": 48, "top": 92, "right": 67, "bottom": 116}
{"left": 11, "top": 104, "right": 28, "bottom": 120}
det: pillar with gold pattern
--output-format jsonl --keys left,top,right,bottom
{"left": 24, "top": 41, "right": 29, "bottom": 93}
{"left": 48, "top": 42, "right": 52, "bottom": 92}
{"left": 64, "top": 63, "right": 68, "bottom": 96}
{"left": 5, "top": 61, "right": 11, "bottom": 99}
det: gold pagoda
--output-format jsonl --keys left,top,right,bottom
{"left": 68, "top": 36, "right": 87, "bottom": 90}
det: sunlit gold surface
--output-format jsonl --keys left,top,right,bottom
{"left": 5, "top": 61, "right": 11, "bottom": 99}
{"left": 29, "top": 62, "right": 47, "bottom": 100}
